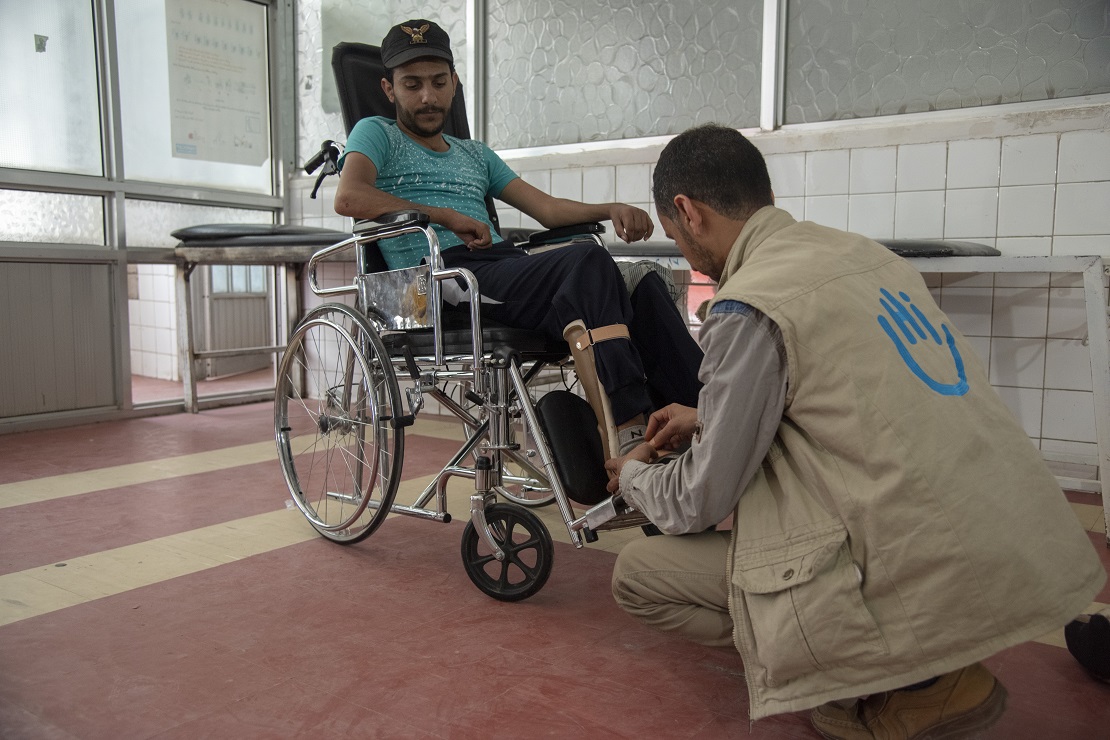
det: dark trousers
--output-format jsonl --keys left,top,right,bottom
{"left": 442, "top": 241, "right": 703, "bottom": 424}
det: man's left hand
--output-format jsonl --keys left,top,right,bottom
{"left": 609, "top": 204, "right": 654, "bottom": 243}
{"left": 604, "top": 442, "right": 655, "bottom": 493}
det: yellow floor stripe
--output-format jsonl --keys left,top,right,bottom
{"left": 2, "top": 447, "right": 1097, "bottom": 649}
{"left": 10, "top": 410, "right": 1094, "bottom": 642}
{"left": 0, "top": 417, "right": 467, "bottom": 510}
{"left": 1070, "top": 501, "right": 1107, "bottom": 534}
{"left": 0, "top": 508, "right": 316, "bottom": 628}
{"left": 0, "top": 473, "right": 442, "bottom": 628}
{"left": 0, "top": 439, "right": 288, "bottom": 509}
{"left": 0, "top": 454, "right": 634, "bottom": 629}
{"left": 408, "top": 416, "right": 469, "bottom": 440}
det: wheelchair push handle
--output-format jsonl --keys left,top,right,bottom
{"left": 304, "top": 139, "right": 341, "bottom": 175}
{"left": 304, "top": 140, "right": 343, "bottom": 200}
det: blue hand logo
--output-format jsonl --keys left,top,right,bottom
{"left": 877, "top": 288, "right": 968, "bottom": 396}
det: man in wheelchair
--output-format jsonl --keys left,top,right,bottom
{"left": 332, "top": 18, "right": 702, "bottom": 462}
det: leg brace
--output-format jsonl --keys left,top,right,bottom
{"left": 563, "top": 320, "right": 630, "bottom": 460}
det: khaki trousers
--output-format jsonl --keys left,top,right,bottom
{"left": 611, "top": 530, "right": 735, "bottom": 648}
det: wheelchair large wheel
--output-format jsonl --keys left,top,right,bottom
{"left": 461, "top": 503, "right": 553, "bottom": 601}
{"left": 275, "top": 303, "right": 404, "bottom": 544}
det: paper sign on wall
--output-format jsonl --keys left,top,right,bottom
{"left": 165, "top": 0, "right": 269, "bottom": 166}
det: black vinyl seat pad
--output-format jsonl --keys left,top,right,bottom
{"left": 380, "top": 313, "right": 568, "bottom": 361}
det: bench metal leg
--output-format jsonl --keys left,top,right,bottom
{"left": 175, "top": 261, "right": 198, "bottom": 413}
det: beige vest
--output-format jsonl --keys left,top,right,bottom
{"left": 713, "top": 207, "right": 1104, "bottom": 719}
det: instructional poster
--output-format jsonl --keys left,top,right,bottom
{"left": 165, "top": 0, "right": 269, "bottom": 166}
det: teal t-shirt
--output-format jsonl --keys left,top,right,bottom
{"left": 339, "top": 116, "right": 518, "bottom": 269}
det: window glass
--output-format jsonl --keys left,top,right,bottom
{"left": 249, "top": 265, "right": 267, "bottom": 292}
{"left": 784, "top": 0, "right": 1110, "bottom": 124}
{"left": 486, "top": 0, "right": 762, "bottom": 149}
{"left": 208, "top": 265, "right": 271, "bottom": 295}
{"left": 231, "top": 265, "right": 248, "bottom": 293}
{"left": 115, "top": 0, "right": 273, "bottom": 194}
{"left": 0, "top": 3, "right": 103, "bottom": 175}
{"left": 0, "top": 190, "right": 105, "bottom": 245}
{"left": 211, "top": 265, "right": 229, "bottom": 292}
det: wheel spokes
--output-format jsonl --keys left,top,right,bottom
{"left": 275, "top": 305, "right": 403, "bottom": 543}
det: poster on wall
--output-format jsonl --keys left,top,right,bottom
{"left": 165, "top": 0, "right": 268, "bottom": 166}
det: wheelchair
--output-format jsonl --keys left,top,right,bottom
{"left": 274, "top": 41, "right": 656, "bottom": 601}
{"left": 270, "top": 41, "right": 666, "bottom": 603}
{"left": 273, "top": 207, "right": 653, "bottom": 601}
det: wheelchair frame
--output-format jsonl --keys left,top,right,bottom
{"left": 274, "top": 212, "right": 646, "bottom": 601}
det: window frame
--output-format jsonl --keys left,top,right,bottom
{"left": 0, "top": 0, "right": 295, "bottom": 422}
{"left": 0, "top": 0, "right": 295, "bottom": 261}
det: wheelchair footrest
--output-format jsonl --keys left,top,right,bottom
{"left": 576, "top": 497, "right": 653, "bottom": 543}
{"left": 578, "top": 497, "right": 651, "bottom": 532}
{"left": 534, "top": 391, "right": 609, "bottom": 506}
{"left": 591, "top": 508, "right": 651, "bottom": 532}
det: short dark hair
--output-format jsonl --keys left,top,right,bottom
{"left": 653, "top": 124, "right": 773, "bottom": 221}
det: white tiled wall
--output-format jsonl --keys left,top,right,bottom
{"left": 287, "top": 177, "right": 352, "bottom": 233}
{"left": 489, "top": 98, "right": 1110, "bottom": 463}
{"left": 287, "top": 96, "right": 1110, "bottom": 463}
{"left": 128, "top": 264, "right": 178, "bottom": 381}
{"left": 849, "top": 147, "right": 896, "bottom": 194}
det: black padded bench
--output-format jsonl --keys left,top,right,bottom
{"left": 171, "top": 224, "right": 352, "bottom": 412}
{"left": 608, "top": 238, "right": 1001, "bottom": 260}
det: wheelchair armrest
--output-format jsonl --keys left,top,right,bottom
{"left": 353, "top": 210, "right": 430, "bottom": 239}
{"left": 348, "top": 211, "right": 435, "bottom": 275}
{"left": 521, "top": 222, "right": 605, "bottom": 248}
{"left": 500, "top": 227, "right": 539, "bottom": 244}
{"left": 310, "top": 210, "right": 434, "bottom": 293}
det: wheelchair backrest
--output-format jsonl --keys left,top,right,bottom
{"left": 357, "top": 235, "right": 390, "bottom": 274}
{"left": 331, "top": 41, "right": 470, "bottom": 139}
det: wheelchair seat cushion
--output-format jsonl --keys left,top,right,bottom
{"left": 381, "top": 310, "right": 569, "bottom": 361}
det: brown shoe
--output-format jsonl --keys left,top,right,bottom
{"left": 810, "top": 663, "right": 1007, "bottom": 739}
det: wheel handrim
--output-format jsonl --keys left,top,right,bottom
{"left": 274, "top": 304, "right": 404, "bottom": 544}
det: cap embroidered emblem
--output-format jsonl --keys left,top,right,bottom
{"left": 402, "top": 24, "right": 430, "bottom": 44}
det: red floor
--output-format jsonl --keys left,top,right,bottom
{"left": 1, "top": 402, "right": 1108, "bottom": 738}
{"left": 131, "top": 367, "right": 275, "bottom": 406}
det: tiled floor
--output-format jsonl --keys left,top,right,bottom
{"left": 1, "top": 402, "right": 1108, "bottom": 738}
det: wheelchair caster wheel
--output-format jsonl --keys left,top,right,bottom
{"left": 461, "top": 503, "right": 553, "bottom": 601}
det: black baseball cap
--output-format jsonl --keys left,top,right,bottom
{"left": 381, "top": 19, "right": 453, "bottom": 69}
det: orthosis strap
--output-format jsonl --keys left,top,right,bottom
{"left": 570, "top": 324, "right": 629, "bottom": 351}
